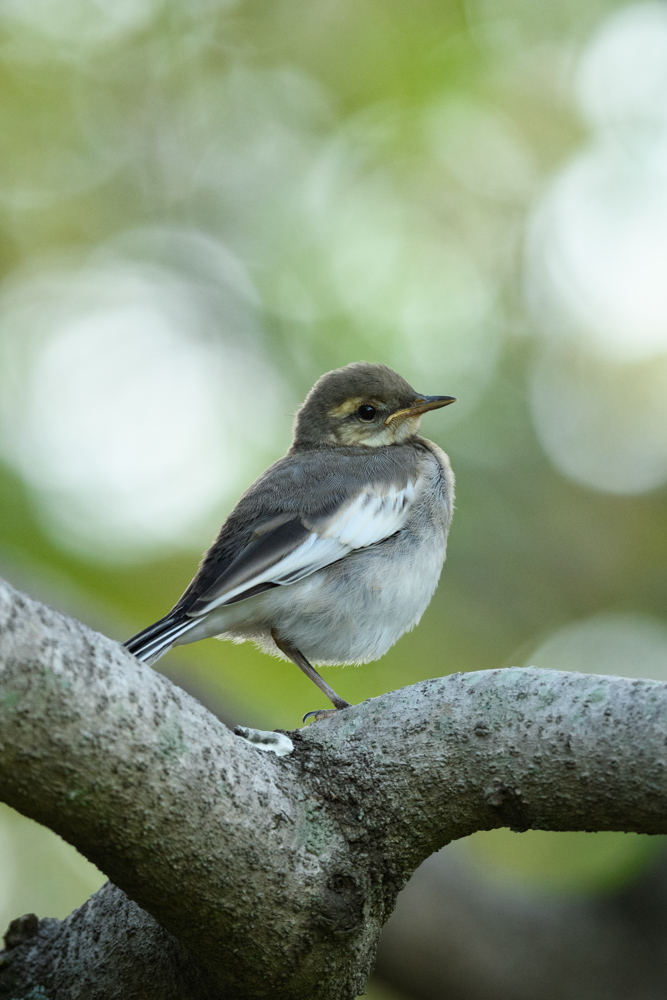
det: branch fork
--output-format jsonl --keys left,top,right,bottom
{"left": 0, "top": 577, "right": 665, "bottom": 999}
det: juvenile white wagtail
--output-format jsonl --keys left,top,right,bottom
{"left": 125, "top": 362, "right": 456, "bottom": 720}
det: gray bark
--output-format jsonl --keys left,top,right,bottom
{"left": 0, "top": 575, "right": 666, "bottom": 999}
{"left": 0, "top": 884, "right": 218, "bottom": 999}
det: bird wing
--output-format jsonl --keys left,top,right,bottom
{"left": 187, "top": 481, "right": 416, "bottom": 617}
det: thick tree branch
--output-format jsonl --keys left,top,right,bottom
{"left": 0, "top": 576, "right": 666, "bottom": 999}
{"left": 0, "top": 884, "right": 218, "bottom": 1000}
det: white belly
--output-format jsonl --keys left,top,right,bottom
{"left": 180, "top": 525, "right": 447, "bottom": 665}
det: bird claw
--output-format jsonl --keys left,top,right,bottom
{"left": 302, "top": 707, "right": 348, "bottom": 725}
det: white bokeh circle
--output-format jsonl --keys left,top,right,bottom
{"left": 0, "top": 239, "right": 293, "bottom": 561}
{"left": 527, "top": 142, "right": 667, "bottom": 363}
{"left": 525, "top": 612, "right": 667, "bottom": 682}
{"left": 529, "top": 343, "right": 667, "bottom": 495}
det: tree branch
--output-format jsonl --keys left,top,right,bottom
{"left": 0, "top": 883, "right": 217, "bottom": 1000}
{"left": 0, "top": 575, "right": 666, "bottom": 999}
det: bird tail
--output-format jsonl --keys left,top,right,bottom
{"left": 124, "top": 611, "right": 198, "bottom": 666}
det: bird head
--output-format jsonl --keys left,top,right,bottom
{"left": 291, "top": 362, "right": 456, "bottom": 449}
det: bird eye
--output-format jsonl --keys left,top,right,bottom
{"left": 357, "top": 404, "right": 376, "bottom": 421}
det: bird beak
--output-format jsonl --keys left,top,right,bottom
{"left": 385, "top": 395, "right": 457, "bottom": 425}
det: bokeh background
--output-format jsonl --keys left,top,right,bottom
{"left": 1, "top": 0, "right": 667, "bottom": 996}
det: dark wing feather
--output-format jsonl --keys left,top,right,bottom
{"left": 187, "top": 518, "right": 309, "bottom": 614}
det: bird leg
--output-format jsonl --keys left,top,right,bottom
{"left": 271, "top": 630, "right": 351, "bottom": 722}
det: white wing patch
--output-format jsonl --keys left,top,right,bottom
{"left": 319, "top": 481, "right": 416, "bottom": 548}
{"left": 192, "top": 482, "right": 416, "bottom": 615}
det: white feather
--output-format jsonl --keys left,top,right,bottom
{"left": 193, "top": 482, "right": 415, "bottom": 616}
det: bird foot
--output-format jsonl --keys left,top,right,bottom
{"left": 302, "top": 706, "right": 349, "bottom": 725}
{"left": 234, "top": 726, "right": 294, "bottom": 756}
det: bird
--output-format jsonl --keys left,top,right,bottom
{"left": 124, "top": 362, "right": 456, "bottom": 722}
